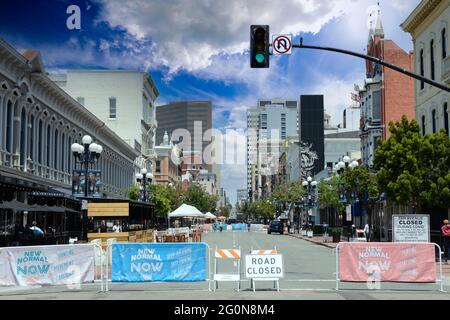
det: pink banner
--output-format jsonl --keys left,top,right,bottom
{"left": 338, "top": 243, "right": 437, "bottom": 283}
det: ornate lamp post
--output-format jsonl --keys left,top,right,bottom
{"left": 135, "top": 168, "right": 153, "bottom": 203}
{"left": 302, "top": 176, "right": 318, "bottom": 227}
{"left": 336, "top": 154, "right": 359, "bottom": 239}
{"left": 71, "top": 135, "right": 103, "bottom": 197}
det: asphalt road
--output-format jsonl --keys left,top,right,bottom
{"left": 0, "top": 230, "right": 449, "bottom": 300}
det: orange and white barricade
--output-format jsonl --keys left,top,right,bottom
{"left": 213, "top": 247, "right": 241, "bottom": 291}
{"left": 249, "top": 247, "right": 280, "bottom": 292}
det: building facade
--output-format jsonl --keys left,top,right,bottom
{"left": 359, "top": 13, "right": 415, "bottom": 167}
{"left": 300, "top": 95, "right": 325, "bottom": 177}
{"left": 246, "top": 98, "right": 299, "bottom": 201}
{"left": 156, "top": 101, "right": 212, "bottom": 172}
{"left": 153, "top": 131, "right": 182, "bottom": 186}
{"left": 401, "top": 0, "right": 450, "bottom": 136}
{"left": 0, "top": 38, "right": 138, "bottom": 199}
{"left": 49, "top": 70, "right": 159, "bottom": 172}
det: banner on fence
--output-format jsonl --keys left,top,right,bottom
{"left": 111, "top": 243, "right": 207, "bottom": 282}
{"left": 0, "top": 245, "right": 95, "bottom": 287}
{"left": 338, "top": 242, "right": 436, "bottom": 283}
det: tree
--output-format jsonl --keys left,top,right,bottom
{"left": 318, "top": 176, "right": 344, "bottom": 212}
{"left": 374, "top": 116, "right": 450, "bottom": 211}
{"left": 249, "top": 200, "right": 276, "bottom": 223}
{"left": 127, "top": 184, "right": 140, "bottom": 201}
{"left": 150, "top": 184, "right": 172, "bottom": 218}
{"left": 272, "top": 181, "right": 304, "bottom": 205}
{"left": 184, "top": 184, "right": 218, "bottom": 213}
{"left": 218, "top": 206, "right": 230, "bottom": 218}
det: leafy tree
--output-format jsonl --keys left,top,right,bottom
{"left": 248, "top": 200, "right": 276, "bottom": 222}
{"left": 150, "top": 184, "right": 172, "bottom": 218}
{"left": 374, "top": 116, "right": 450, "bottom": 211}
{"left": 318, "top": 176, "right": 344, "bottom": 212}
{"left": 340, "top": 166, "right": 379, "bottom": 204}
{"left": 272, "top": 181, "right": 304, "bottom": 205}
{"left": 218, "top": 206, "right": 230, "bottom": 218}
{"left": 127, "top": 184, "right": 140, "bottom": 201}
{"left": 184, "top": 184, "right": 218, "bottom": 213}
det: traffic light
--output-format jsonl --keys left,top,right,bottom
{"left": 250, "top": 25, "right": 269, "bottom": 68}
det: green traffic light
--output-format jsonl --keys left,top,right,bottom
{"left": 255, "top": 53, "right": 265, "bottom": 63}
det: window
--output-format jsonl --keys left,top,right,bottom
{"left": 109, "top": 98, "right": 117, "bottom": 119}
{"left": 420, "top": 49, "right": 425, "bottom": 90}
{"left": 444, "top": 103, "right": 449, "bottom": 135}
{"left": 327, "top": 162, "right": 333, "bottom": 169}
{"left": 155, "top": 160, "right": 161, "bottom": 173}
{"left": 76, "top": 97, "right": 85, "bottom": 106}
{"left": 422, "top": 115, "right": 426, "bottom": 136}
{"left": 372, "top": 90, "right": 381, "bottom": 120}
{"left": 54, "top": 130, "right": 58, "bottom": 169}
{"left": 432, "top": 109, "right": 437, "bottom": 133}
{"left": 430, "top": 40, "right": 435, "bottom": 80}
{"left": 6, "top": 101, "right": 12, "bottom": 152}
{"left": 443, "top": 28, "right": 447, "bottom": 60}
{"left": 38, "top": 120, "right": 42, "bottom": 163}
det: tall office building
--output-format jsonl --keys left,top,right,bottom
{"left": 156, "top": 101, "right": 213, "bottom": 172}
{"left": 300, "top": 95, "right": 325, "bottom": 177}
{"left": 247, "top": 98, "right": 299, "bottom": 200}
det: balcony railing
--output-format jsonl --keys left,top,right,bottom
{"left": 442, "top": 55, "right": 450, "bottom": 85}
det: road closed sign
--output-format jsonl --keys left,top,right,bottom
{"left": 245, "top": 254, "right": 284, "bottom": 279}
{"left": 392, "top": 214, "right": 430, "bottom": 243}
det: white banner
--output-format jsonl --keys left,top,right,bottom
{"left": 0, "top": 244, "right": 95, "bottom": 287}
{"left": 392, "top": 214, "right": 430, "bottom": 243}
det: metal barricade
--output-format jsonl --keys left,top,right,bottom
{"left": 213, "top": 246, "right": 241, "bottom": 291}
{"left": 105, "top": 242, "right": 212, "bottom": 292}
{"left": 0, "top": 243, "right": 103, "bottom": 293}
{"left": 249, "top": 246, "right": 279, "bottom": 292}
{"left": 335, "top": 242, "right": 445, "bottom": 292}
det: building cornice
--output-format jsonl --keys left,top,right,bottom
{"left": 401, "top": 0, "right": 445, "bottom": 34}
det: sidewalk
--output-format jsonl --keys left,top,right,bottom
{"left": 289, "top": 233, "right": 338, "bottom": 249}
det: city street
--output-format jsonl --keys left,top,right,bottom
{"left": 0, "top": 231, "right": 449, "bottom": 300}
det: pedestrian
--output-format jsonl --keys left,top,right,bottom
{"left": 441, "top": 220, "right": 450, "bottom": 264}
{"left": 30, "top": 221, "right": 44, "bottom": 237}
{"left": 364, "top": 223, "right": 370, "bottom": 242}
{"left": 247, "top": 221, "right": 251, "bottom": 232}
{"left": 112, "top": 221, "right": 121, "bottom": 233}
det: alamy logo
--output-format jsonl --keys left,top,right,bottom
{"left": 66, "top": 5, "right": 81, "bottom": 30}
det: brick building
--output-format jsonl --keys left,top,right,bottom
{"left": 359, "top": 13, "right": 415, "bottom": 166}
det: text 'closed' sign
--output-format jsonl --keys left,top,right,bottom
{"left": 245, "top": 254, "right": 283, "bottom": 279}
{"left": 392, "top": 215, "right": 430, "bottom": 243}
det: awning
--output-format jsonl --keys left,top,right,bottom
{"left": 0, "top": 201, "right": 69, "bottom": 213}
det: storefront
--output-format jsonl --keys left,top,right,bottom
{"left": 85, "top": 198, "right": 155, "bottom": 248}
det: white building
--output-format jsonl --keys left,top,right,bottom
{"left": 246, "top": 98, "right": 299, "bottom": 200}
{"left": 49, "top": 70, "right": 159, "bottom": 172}
{"left": 196, "top": 170, "right": 218, "bottom": 197}
{"left": 401, "top": 0, "right": 450, "bottom": 136}
{"left": 0, "top": 39, "right": 138, "bottom": 198}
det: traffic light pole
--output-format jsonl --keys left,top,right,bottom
{"left": 291, "top": 39, "right": 450, "bottom": 93}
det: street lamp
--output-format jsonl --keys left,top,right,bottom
{"left": 336, "top": 154, "right": 359, "bottom": 239}
{"left": 302, "top": 176, "right": 318, "bottom": 227}
{"left": 71, "top": 135, "right": 103, "bottom": 197}
{"left": 135, "top": 168, "right": 153, "bottom": 203}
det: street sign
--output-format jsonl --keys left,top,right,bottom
{"left": 272, "top": 34, "right": 292, "bottom": 55}
{"left": 245, "top": 254, "right": 284, "bottom": 279}
{"left": 346, "top": 205, "right": 352, "bottom": 222}
{"left": 392, "top": 214, "right": 430, "bottom": 243}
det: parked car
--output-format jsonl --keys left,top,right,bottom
{"left": 268, "top": 220, "right": 284, "bottom": 234}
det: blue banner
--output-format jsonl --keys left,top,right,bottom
{"left": 231, "top": 224, "right": 247, "bottom": 230}
{"left": 111, "top": 243, "right": 207, "bottom": 282}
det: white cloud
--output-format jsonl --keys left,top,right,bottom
{"left": 95, "top": 0, "right": 353, "bottom": 73}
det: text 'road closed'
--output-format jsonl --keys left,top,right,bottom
{"left": 245, "top": 254, "right": 284, "bottom": 279}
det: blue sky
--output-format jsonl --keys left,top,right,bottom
{"left": 0, "top": 0, "right": 421, "bottom": 204}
